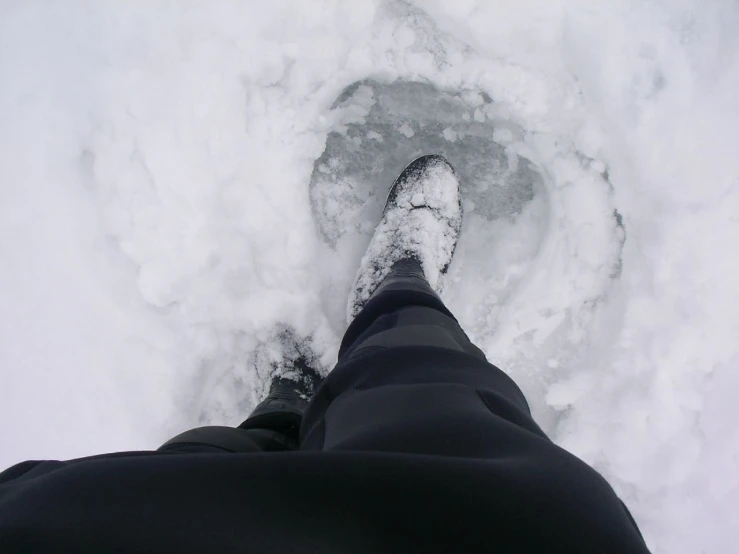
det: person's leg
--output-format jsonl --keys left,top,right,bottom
{"left": 300, "top": 258, "right": 541, "bottom": 455}
{"left": 298, "top": 263, "right": 647, "bottom": 550}
{"left": 302, "top": 154, "right": 539, "bottom": 453}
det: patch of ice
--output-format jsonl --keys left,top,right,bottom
{"left": 398, "top": 123, "right": 415, "bottom": 137}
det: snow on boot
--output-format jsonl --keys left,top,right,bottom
{"left": 347, "top": 154, "right": 462, "bottom": 321}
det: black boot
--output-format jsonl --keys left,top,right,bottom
{"left": 238, "top": 342, "right": 323, "bottom": 447}
{"left": 347, "top": 154, "right": 462, "bottom": 321}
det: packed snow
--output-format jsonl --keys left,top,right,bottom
{"left": 1, "top": 1, "right": 738, "bottom": 552}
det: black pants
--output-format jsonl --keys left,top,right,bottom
{"left": 162, "top": 261, "right": 546, "bottom": 455}
{"left": 301, "top": 261, "right": 547, "bottom": 456}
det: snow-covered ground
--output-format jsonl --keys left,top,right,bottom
{"left": 1, "top": 1, "right": 737, "bottom": 552}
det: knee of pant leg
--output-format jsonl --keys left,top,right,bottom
{"left": 358, "top": 324, "right": 464, "bottom": 350}
{"left": 392, "top": 306, "right": 487, "bottom": 361}
{"left": 339, "top": 290, "right": 455, "bottom": 358}
{"left": 317, "top": 383, "right": 529, "bottom": 457}
{"left": 346, "top": 308, "right": 487, "bottom": 361}
{"left": 301, "top": 346, "right": 535, "bottom": 450}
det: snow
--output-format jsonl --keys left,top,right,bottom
{"left": 397, "top": 123, "right": 415, "bottom": 138}
{"left": 1, "top": 1, "right": 738, "bottom": 552}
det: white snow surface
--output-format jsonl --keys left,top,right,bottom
{"left": 1, "top": 1, "right": 738, "bottom": 552}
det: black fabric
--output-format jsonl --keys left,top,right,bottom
{"left": 160, "top": 425, "right": 296, "bottom": 453}
{"left": 0, "top": 269, "right": 651, "bottom": 553}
